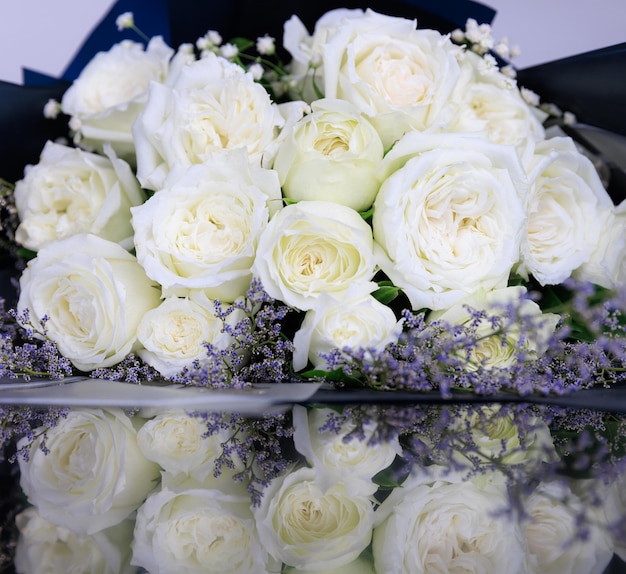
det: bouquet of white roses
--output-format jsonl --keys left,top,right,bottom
{"left": 1, "top": 5, "right": 626, "bottom": 573}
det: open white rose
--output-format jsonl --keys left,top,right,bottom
{"left": 254, "top": 466, "right": 375, "bottom": 571}
{"left": 292, "top": 405, "right": 402, "bottom": 495}
{"left": 137, "top": 410, "right": 246, "bottom": 490}
{"left": 136, "top": 292, "right": 244, "bottom": 378}
{"left": 133, "top": 53, "right": 285, "bottom": 190}
{"left": 428, "top": 286, "right": 560, "bottom": 371}
{"left": 372, "top": 468, "right": 527, "bottom": 574}
{"left": 252, "top": 201, "right": 377, "bottom": 311}
{"left": 519, "top": 137, "right": 615, "bottom": 285}
{"left": 132, "top": 151, "right": 280, "bottom": 300}
{"left": 17, "top": 408, "right": 160, "bottom": 535}
{"left": 574, "top": 197, "right": 626, "bottom": 290}
{"left": 448, "top": 50, "right": 545, "bottom": 164}
{"left": 14, "top": 141, "right": 144, "bottom": 251}
{"left": 292, "top": 285, "right": 402, "bottom": 371}
{"left": 61, "top": 37, "right": 173, "bottom": 159}
{"left": 373, "top": 132, "right": 526, "bottom": 310}
{"left": 285, "top": 9, "right": 462, "bottom": 148}
{"left": 525, "top": 480, "right": 614, "bottom": 574}
{"left": 132, "top": 488, "right": 268, "bottom": 574}
{"left": 14, "top": 507, "right": 135, "bottom": 574}
{"left": 17, "top": 234, "right": 161, "bottom": 371}
{"left": 273, "top": 98, "right": 384, "bottom": 211}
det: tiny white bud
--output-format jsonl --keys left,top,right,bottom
{"left": 43, "top": 99, "right": 60, "bottom": 120}
{"left": 563, "top": 111, "right": 577, "bottom": 125}
{"left": 207, "top": 30, "right": 222, "bottom": 46}
{"left": 220, "top": 43, "right": 239, "bottom": 59}
{"left": 196, "top": 36, "right": 210, "bottom": 51}
{"left": 310, "top": 53, "right": 322, "bottom": 68}
{"left": 178, "top": 42, "right": 194, "bottom": 55}
{"left": 510, "top": 45, "right": 522, "bottom": 58}
{"left": 500, "top": 64, "right": 517, "bottom": 79}
{"left": 494, "top": 42, "right": 510, "bottom": 58}
{"left": 256, "top": 34, "right": 276, "bottom": 56}
{"left": 451, "top": 28, "right": 466, "bottom": 43}
{"left": 521, "top": 87, "right": 540, "bottom": 107}
{"left": 115, "top": 11, "right": 134, "bottom": 31}
{"left": 248, "top": 63, "right": 264, "bottom": 81}
{"left": 68, "top": 117, "right": 82, "bottom": 132}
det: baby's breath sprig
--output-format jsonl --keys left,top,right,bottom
{"left": 114, "top": 11, "right": 150, "bottom": 43}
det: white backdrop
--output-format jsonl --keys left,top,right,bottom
{"left": 0, "top": 0, "right": 624, "bottom": 83}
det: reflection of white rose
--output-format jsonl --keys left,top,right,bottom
{"left": 132, "top": 151, "right": 280, "bottom": 301}
{"left": 17, "top": 409, "right": 160, "bottom": 535}
{"left": 273, "top": 98, "right": 384, "bottom": 211}
{"left": 525, "top": 481, "right": 614, "bottom": 574}
{"left": 284, "top": 555, "right": 375, "bottom": 574}
{"left": 252, "top": 201, "right": 377, "bottom": 311}
{"left": 137, "top": 410, "right": 245, "bottom": 490}
{"left": 446, "top": 405, "right": 557, "bottom": 468}
{"left": 132, "top": 488, "right": 268, "bottom": 574}
{"left": 14, "top": 141, "right": 144, "bottom": 251}
{"left": 15, "top": 507, "right": 135, "bottom": 574}
{"left": 372, "top": 468, "right": 527, "bottom": 574}
{"left": 17, "top": 234, "right": 161, "bottom": 371}
{"left": 61, "top": 37, "right": 173, "bottom": 159}
{"left": 519, "top": 137, "right": 615, "bottom": 285}
{"left": 133, "top": 53, "right": 284, "bottom": 190}
{"left": 285, "top": 9, "right": 461, "bottom": 148}
{"left": 449, "top": 50, "right": 544, "bottom": 164}
{"left": 575, "top": 198, "right": 626, "bottom": 290}
{"left": 292, "top": 285, "right": 402, "bottom": 370}
{"left": 136, "top": 292, "right": 244, "bottom": 377}
{"left": 254, "top": 467, "right": 375, "bottom": 570}
{"left": 292, "top": 405, "right": 402, "bottom": 494}
{"left": 428, "top": 286, "right": 559, "bottom": 371}
{"left": 373, "top": 132, "right": 526, "bottom": 310}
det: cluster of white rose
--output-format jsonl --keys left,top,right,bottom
{"left": 12, "top": 7, "right": 625, "bottom": 379}
{"left": 14, "top": 405, "right": 623, "bottom": 573}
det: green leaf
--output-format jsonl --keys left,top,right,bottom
{"left": 359, "top": 205, "right": 374, "bottom": 220}
{"left": 299, "top": 367, "right": 362, "bottom": 386}
{"left": 17, "top": 247, "right": 37, "bottom": 260}
{"left": 372, "top": 285, "right": 402, "bottom": 305}
{"left": 229, "top": 37, "right": 255, "bottom": 51}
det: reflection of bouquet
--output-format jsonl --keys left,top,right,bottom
{"left": 2, "top": 5, "right": 626, "bottom": 573}
{"left": 11, "top": 403, "right": 626, "bottom": 573}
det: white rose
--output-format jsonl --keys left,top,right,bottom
{"left": 133, "top": 53, "right": 284, "bottom": 190}
{"left": 132, "top": 151, "right": 280, "bottom": 300}
{"left": 273, "top": 98, "right": 384, "bottom": 211}
{"left": 373, "top": 132, "right": 527, "bottom": 310}
{"left": 17, "top": 408, "right": 160, "bottom": 535}
{"left": 16, "top": 234, "right": 161, "bottom": 371}
{"left": 519, "top": 137, "right": 615, "bottom": 285}
{"left": 372, "top": 468, "right": 527, "bottom": 574}
{"left": 283, "top": 9, "right": 366, "bottom": 102}
{"left": 61, "top": 37, "right": 173, "bottom": 159}
{"left": 292, "top": 405, "right": 402, "bottom": 495}
{"left": 575, "top": 198, "right": 626, "bottom": 290}
{"left": 525, "top": 480, "right": 614, "bottom": 574}
{"left": 14, "top": 141, "right": 144, "bottom": 252}
{"left": 251, "top": 201, "right": 377, "bottom": 311}
{"left": 285, "top": 9, "right": 462, "bottom": 148}
{"left": 254, "top": 466, "right": 375, "bottom": 570}
{"left": 132, "top": 488, "right": 269, "bottom": 574}
{"left": 292, "top": 285, "right": 402, "bottom": 371}
{"left": 136, "top": 292, "right": 245, "bottom": 377}
{"left": 448, "top": 50, "right": 545, "bottom": 164}
{"left": 428, "top": 286, "right": 560, "bottom": 371}
{"left": 14, "top": 507, "right": 135, "bottom": 574}
{"left": 137, "top": 410, "right": 246, "bottom": 490}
